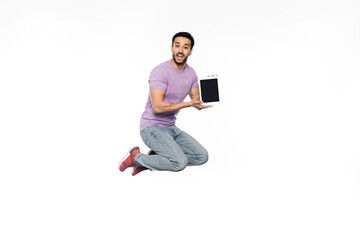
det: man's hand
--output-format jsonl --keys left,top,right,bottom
{"left": 190, "top": 100, "right": 213, "bottom": 110}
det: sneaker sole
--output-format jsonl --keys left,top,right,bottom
{"left": 118, "top": 146, "right": 139, "bottom": 171}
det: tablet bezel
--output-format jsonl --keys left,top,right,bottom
{"left": 199, "top": 75, "right": 220, "bottom": 105}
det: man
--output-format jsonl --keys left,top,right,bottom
{"left": 119, "top": 32, "right": 212, "bottom": 176}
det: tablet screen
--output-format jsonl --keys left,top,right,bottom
{"left": 200, "top": 78, "right": 220, "bottom": 103}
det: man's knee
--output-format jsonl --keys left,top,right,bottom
{"left": 197, "top": 148, "right": 209, "bottom": 165}
{"left": 171, "top": 155, "right": 188, "bottom": 172}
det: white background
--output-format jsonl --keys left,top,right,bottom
{"left": 1, "top": 0, "right": 360, "bottom": 239}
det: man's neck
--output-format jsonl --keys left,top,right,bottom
{"left": 171, "top": 59, "right": 186, "bottom": 71}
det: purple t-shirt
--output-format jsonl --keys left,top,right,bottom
{"left": 140, "top": 60, "right": 199, "bottom": 131}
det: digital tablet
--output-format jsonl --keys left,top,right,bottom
{"left": 199, "top": 75, "right": 220, "bottom": 105}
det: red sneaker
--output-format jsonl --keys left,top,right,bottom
{"left": 131, "top": 150, "right": 155, "bottom": 176}
{"left": 132, "top": 165, "right": 149, "bottom": 176}
{"left": 119, "top": 146, "right": 141, "bottom": 172}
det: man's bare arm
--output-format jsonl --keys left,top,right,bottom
{"left": 150, "top": 89, "right": 203, "bottom": 113}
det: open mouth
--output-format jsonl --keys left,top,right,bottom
{"left": 176, "top": 54, "right": 184, "bottom": 60}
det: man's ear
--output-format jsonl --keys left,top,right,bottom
{"left": 189, "top": 49, "right": 193, "bottom": 56}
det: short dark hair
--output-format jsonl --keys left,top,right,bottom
{"left": 172, "top": 32, "right": 195, "bottom": 49}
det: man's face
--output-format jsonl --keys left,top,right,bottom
{"left": 171, "top": 37, "right": 193, "bottom": 65}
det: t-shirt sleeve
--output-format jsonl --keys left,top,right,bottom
{"left": 191, "top": 73, "right": 199, "bottom": 89}
{"left": 148, "top": 67, "right": 167, "bottom": 90}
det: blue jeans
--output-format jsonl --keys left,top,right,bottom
{"left": 135, "top": 125, "right": 208, "bottom": 171}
